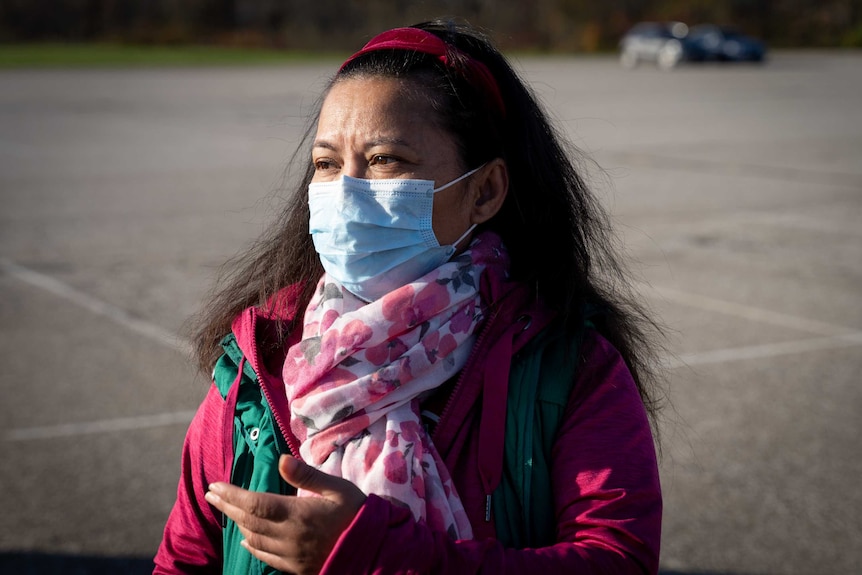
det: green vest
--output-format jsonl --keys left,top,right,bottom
{"left": 213, "top": 322, "right": 585, "bottom": 572}
{"left": 492, "top": 324, "right": 584, "bottom": 549}
{"left": 213, "top": 334, "right": 291, "bottom": 575}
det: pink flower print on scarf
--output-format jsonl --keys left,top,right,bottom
{"left": 284, "top": 232, "right": 509, "bottom": 540}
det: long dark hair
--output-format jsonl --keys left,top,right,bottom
{"left": 189, "top": 19, "right": 665, "bottom": 429}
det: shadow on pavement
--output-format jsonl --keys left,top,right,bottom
{"left": 0, "top": 552, "right": 153, "bottom": 574}
{"left": 0, "top": 552, "right": 760, "bottom": 575}
{"left": 660, "top": 571, "right": 758, "bottom": 575}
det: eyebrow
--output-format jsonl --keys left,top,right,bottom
{"left": 311, "top": 139, "right": 337, "bottom": 151}
{"left": 312, "top": 136, "right": 414, "bottom": 151}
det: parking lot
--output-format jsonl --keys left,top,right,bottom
{"left": 1, "top": 52, "right": 860, "bottom": 574}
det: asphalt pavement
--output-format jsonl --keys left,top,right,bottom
{"left": 1, "top": 52, "right": 860, "bottom": 574}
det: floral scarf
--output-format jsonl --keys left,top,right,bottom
{"left": 283, "top": 232, "right": 509, "bottom": 539}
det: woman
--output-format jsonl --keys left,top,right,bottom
{"left": 155, "top": 19, "right": 664, "bottom": 575}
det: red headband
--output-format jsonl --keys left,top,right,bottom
{"left": 339, "top": 27, "right": 506, "bottom": 117}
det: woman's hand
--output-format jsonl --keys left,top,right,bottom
{"left": 204, "top": 455, "right": 367, "bottom": 575}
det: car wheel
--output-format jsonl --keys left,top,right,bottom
{"left": 620, "top": 49, "right": 639, "bottom": 69}
{"left": 657, "top": 43, "right": 682, "bottom": 70}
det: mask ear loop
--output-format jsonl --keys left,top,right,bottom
{"left": 450, "top": 222, "right": 479, "bottom": 251}
{"left": 433, "top": 163, "right": 485, "bottom": 252}
{"left": 433, "top": 163, "right": 485, "bottom": 193}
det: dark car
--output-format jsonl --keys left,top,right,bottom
{"left": 686, "top": 25, "right": 767, "bottom": 62}
{"left": 619, "top": 21, "right": 707, "bottom": 70}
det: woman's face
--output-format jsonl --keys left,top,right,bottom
{"left": 311, "top": 75, "right": 475, "bottom": 246}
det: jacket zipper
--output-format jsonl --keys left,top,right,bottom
{"left": 248, "top": 309, "right": 302, "bottom": 459}
{"left": 435, "top": 302, "right": 511, "bottom": 525}
{"left": 435, "top": 298, "right": 536, "bottom": 523}
{"left": 435, "top": 305, "right": 500, "bottom": 437}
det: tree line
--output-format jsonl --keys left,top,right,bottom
{"left": 2, "top": 0, "right": 860, "bottom": 50}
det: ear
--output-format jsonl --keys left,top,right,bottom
{"left": 469, "top": 158, "right": 508, "bottom": 225}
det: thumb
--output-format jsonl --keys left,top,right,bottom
{"left": 279, "top": 454, "right": 362, "bottom": 503}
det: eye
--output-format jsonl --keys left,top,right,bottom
{"left": 370, "top": 154, "right": 397, "bottom": 166}
{"left": 313, "top": 158, "right": 337, "bottom": 172}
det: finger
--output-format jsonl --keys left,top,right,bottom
{"left": 278, "top": 455, "right": 363, "bottom": 504}
{"left": 205, "top": 486, "right": 287, "bottom": 535}
{"left": 234, "top": 525, "right": 297, "bottom": 562}
{"left": 239, "top": 539, "right": 299, "bottom": 575}
{"left": 204, "top": 488, "right": 248, "bottom": 526}
{"left": 210, "top": 482, "right": 291, "bottom": 521}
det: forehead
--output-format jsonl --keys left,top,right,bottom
{"left": 316, "top": 75, "right": 448, "bottom": 141}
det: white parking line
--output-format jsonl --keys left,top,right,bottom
{"left": 0, "top": 258, "right": 191, "bottom": 355}
{"left": 665, "top": 331, "right": 862, "bottom": 370}
{"left": 5, "top": 411, "right": 198, "bottom": 441}
{"left": 1, "top": 258, "right": 199, "bottom": 441}
{"left": 643, "top": 284, "right": 855, "bottom": 337}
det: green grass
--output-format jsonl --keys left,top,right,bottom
{"left": 0, "top": 43, "right": 344, "bottom": 68}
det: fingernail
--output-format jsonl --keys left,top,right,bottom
{"left": 208, "top": 483, "right": 224, "bottom": 495}
{"left": 204, "top": 491, "right": 220, "bottom": 505}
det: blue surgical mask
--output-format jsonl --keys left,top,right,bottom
{"left": 308, "top": 167, "right": 481, "bottom": 302}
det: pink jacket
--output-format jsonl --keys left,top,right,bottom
{"left": 155, "top": 278, "right": 662, "bottom": 574}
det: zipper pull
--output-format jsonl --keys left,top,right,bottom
{"left": 485, "top": 494, "right": 492, "bottom": 522}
